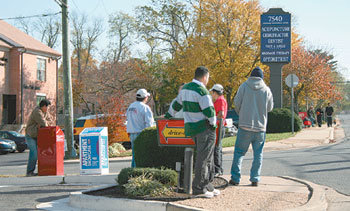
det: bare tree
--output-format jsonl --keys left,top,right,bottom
{"left": 34, "top": 15, "right": 61, "bottom": 48}
{"left": 70, "top": 12, "right": 103, "bottom": 79}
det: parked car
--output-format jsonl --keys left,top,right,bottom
{"left": 226, "top": 109, "right": 239, "bottom": 127}
{"left": 0, "top": 138, "right": 16, "bottom": 154}
{"left": 224, "top": 118, "right": 238, "bottom": 137}
{"left": 0, "top": 131, "right": 27, "bottom": 152}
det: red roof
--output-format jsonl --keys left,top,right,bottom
{"left": 0, "top": 20, "right": 61, "bottom": 56}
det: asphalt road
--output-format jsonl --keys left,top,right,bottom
{"left": 222, "top": 113, "right": 350, "bottom": 195}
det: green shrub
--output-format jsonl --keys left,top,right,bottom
{"left": 123, "top": 174, "right": 172, "bottom": 197}
{"left": 108, "top": 143, "right": 126, "bottom": 158}
{"left": 133, "top": 127, "right": 185, "bottom": 169}
{"left": 117, "top": 167, "right": 178, "bottom": 186}
{"left": 266, "top": 108, "right": 302, "bottom": 133}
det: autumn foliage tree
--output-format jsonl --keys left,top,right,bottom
{"left": 282, "top": 46, "right": 342, "bottom": 111}
{"left": 96, "top": 95, "right": 128, "bottom": 146}
{"left": 170, "top": 0, "right": 263, "bottom": 108}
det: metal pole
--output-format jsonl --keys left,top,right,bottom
{"left": 291, "top": 76, "right": 294, "bottom": 134}
{"left": 61, "top": 0, "right": 76, "bottom": 158}
{"left": 183, "top": 147, "right": 194, "bottom": 194}
{"left": 268, "top": 63, "right": 284, "bottom": 108}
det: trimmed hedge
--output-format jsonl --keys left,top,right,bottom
{"left": 133, "top": 127, "right": 185, "bottom": 169}
{"left": 266, "top": 108, "right": 302, "bottom": 133}
{"left": 117, "top": 167, "right": 178, "bottom": 186}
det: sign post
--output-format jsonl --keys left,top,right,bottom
{"left": 156, "top": 118, "right": 223, "bottom": 194}
{"left": 285, "top": 74, "right": 299, "bottom": 134}
{"left": 261, "top": 8, "right": 291, "bottom": 108}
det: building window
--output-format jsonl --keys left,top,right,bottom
{"left": 36, "top": 95, "right": 46, "bottom": 106}
{"left": 37, "top": 58, "right": 46, "bottom": 81}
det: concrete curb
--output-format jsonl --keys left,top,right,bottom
{"left": 0, "top": 174, "right": 119, "bottom": 186}
{"left": 68, "top": 185, "right": 205, "bottom": 211}
{"left": 280, "top": 176, "right": 328, "bottom": 211}
{"left": 64, "top": 176, "right": 327, "bottom": 211}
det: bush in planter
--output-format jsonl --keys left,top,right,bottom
{"left": 133, "top": 127, "right": 185, "bottom": 169}
{"left": 117, "top": 167, "right": 177, "bottom": 186}
{"left": 108, "top": 143, "right": 126, "bottom": 158}
{"left": 123, "top": 174, "right": 172, "bottom": 197}
{"left": 266, "top": 108, "right": 302, "bottom": 133}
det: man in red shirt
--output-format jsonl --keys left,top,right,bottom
{"left": 210, "top": 84, "right": 228, "bottom": 176}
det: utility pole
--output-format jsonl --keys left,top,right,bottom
{"left": 59, "top": 0, "right": 76, "bottom": 158}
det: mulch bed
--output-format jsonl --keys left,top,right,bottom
{"left": 85, "top": 177, "right": 228, "bottom": 202}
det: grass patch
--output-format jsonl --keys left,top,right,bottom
{"left": 221, "top": 132, "right": 295, "bottom": 148}
{"left": 266, "top": 132, "right": 295, "bottom": 142}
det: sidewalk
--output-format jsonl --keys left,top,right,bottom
{"left": 223, "top": 124, "right": 343, "bottom": 154}
{"left": 2, "top": 124, "right": 349, "bottom": 211}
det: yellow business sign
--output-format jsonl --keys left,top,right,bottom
{"left": 162, "top": 126, "right": 186, "bottom": 138}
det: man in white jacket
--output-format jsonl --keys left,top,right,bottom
{"left": 126, "top": 89, "right": 154, "bottom": 168}
{"left": 229, "top": 67, "right": 273, "bottom": 187}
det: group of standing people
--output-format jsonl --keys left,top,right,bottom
{"left": 307, "top": 103, "right": 334, "bottom": 127}
{"left": 164, "top": 66, "right": 273, "bottom": 197}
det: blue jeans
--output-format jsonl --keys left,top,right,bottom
{"left": 26, "top": 136, "right": 38, "bottom": 174}
{"left": 230, "top": 128, "right": 266, "bottom": 183}
{"left": 130, "top": 133, "right": 141, "bottom": 168}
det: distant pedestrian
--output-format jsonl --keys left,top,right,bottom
{"left": 126, "top": 89, "right": 154, "bottom": 168}
{"left": 210, "top": 84, "right": 227, "bottom": 177}
{"left": 307, "top": 106, "right": 316, "bottom": 127}
{"left": 229, "top": 67, "right": 273, "bottom": 187}
{"left": 316, "top": 107, "right": 323, "bottom": 127}
{"left": 165, "top": 66, "right": 220, "bottom": 198}
{"left": 25, "top": 99, "right": 52, "bottom": 177}
{"left": 325, "top": 103, "right": 334, "bottom": 127}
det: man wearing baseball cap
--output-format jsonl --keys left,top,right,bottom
{"left": 210, "top": 84, "right": 227, "bottom": 176}
{"left": 126, "top": 88, "right": 154, "bottom": 167}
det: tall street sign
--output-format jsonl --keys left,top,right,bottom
{"left": 261, "top": 8, "right": 291, "bottom": 108}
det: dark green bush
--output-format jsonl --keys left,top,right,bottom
{"left": 117, "top": 167, "right": 178, "bottom": 186}
{"left": 266, "top": 108, "right": 302, "bottom": 133}
{"left": 133, "top": 127, "right": 185, "bottom": 169}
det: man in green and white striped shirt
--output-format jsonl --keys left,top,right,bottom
{"left": 165, "top": 66, "right": 219, "bottom": 198}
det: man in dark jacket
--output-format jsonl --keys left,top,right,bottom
{"left": 316, "top": 107, "right": 323, "bottom": 127}
{"left": 325, "top": 103, "right": 334, "bottom": 127}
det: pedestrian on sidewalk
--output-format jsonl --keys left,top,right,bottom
{"left": 25, "top": 99, "right": 52, "bottom": 177}
{"left": 307, "top": 106, "right": 316, "bottom": 127}
{"left": 126, "top": 89, "right": 154, "bottom": 168}
{"left": 210, "top": 84, "right": 227, "bottom": 177}
{"left": 229, "top": 67, "right": 273, "bottom": 187}
{"left": 316, "top": 107, "right": 323, "bottom": 127}
{"left": 325, "top": 103, "right": 334, "bottom": 127}
{"left": 165, "top": 66, "right": 220, "bottom": 198}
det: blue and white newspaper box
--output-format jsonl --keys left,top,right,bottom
{"left": 79, "top": 127, "right": 109, "bottom": 175}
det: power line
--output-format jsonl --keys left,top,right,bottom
{"left": 0, "top": 12, "right": 61, "bottom": 21}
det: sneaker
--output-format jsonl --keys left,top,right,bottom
{"left": 212, "top": 189, "right": 220, "bottom": 196}
{"left": 229, "top": 180, "right": 239, "bottom": 186}
{"left": 214, "top": 172, "right": 223, "bottom": 177}
{"left": 26, "top": 172, "right": 38, "bottom": 177}
{"left": 251, "top": 182, "right": 258, "bottom": 187}
{"left": 194, "top": 191, "right": 214, "bottom": 198}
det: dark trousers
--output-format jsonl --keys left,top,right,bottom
{"left": 192, "top": 127, "right": 216, "bottom": 194}
{"left": 327, "top": 116, "right": 333, "bottom": 127}
{"left": 214, "top": 128, "right": 225, "bottom": 175}
{"left": 317, "top": 115, "right": 322, "bottom": 127}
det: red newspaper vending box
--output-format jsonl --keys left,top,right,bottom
{"left": 37, "top": 126, "right": 65, "bottom": 176}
